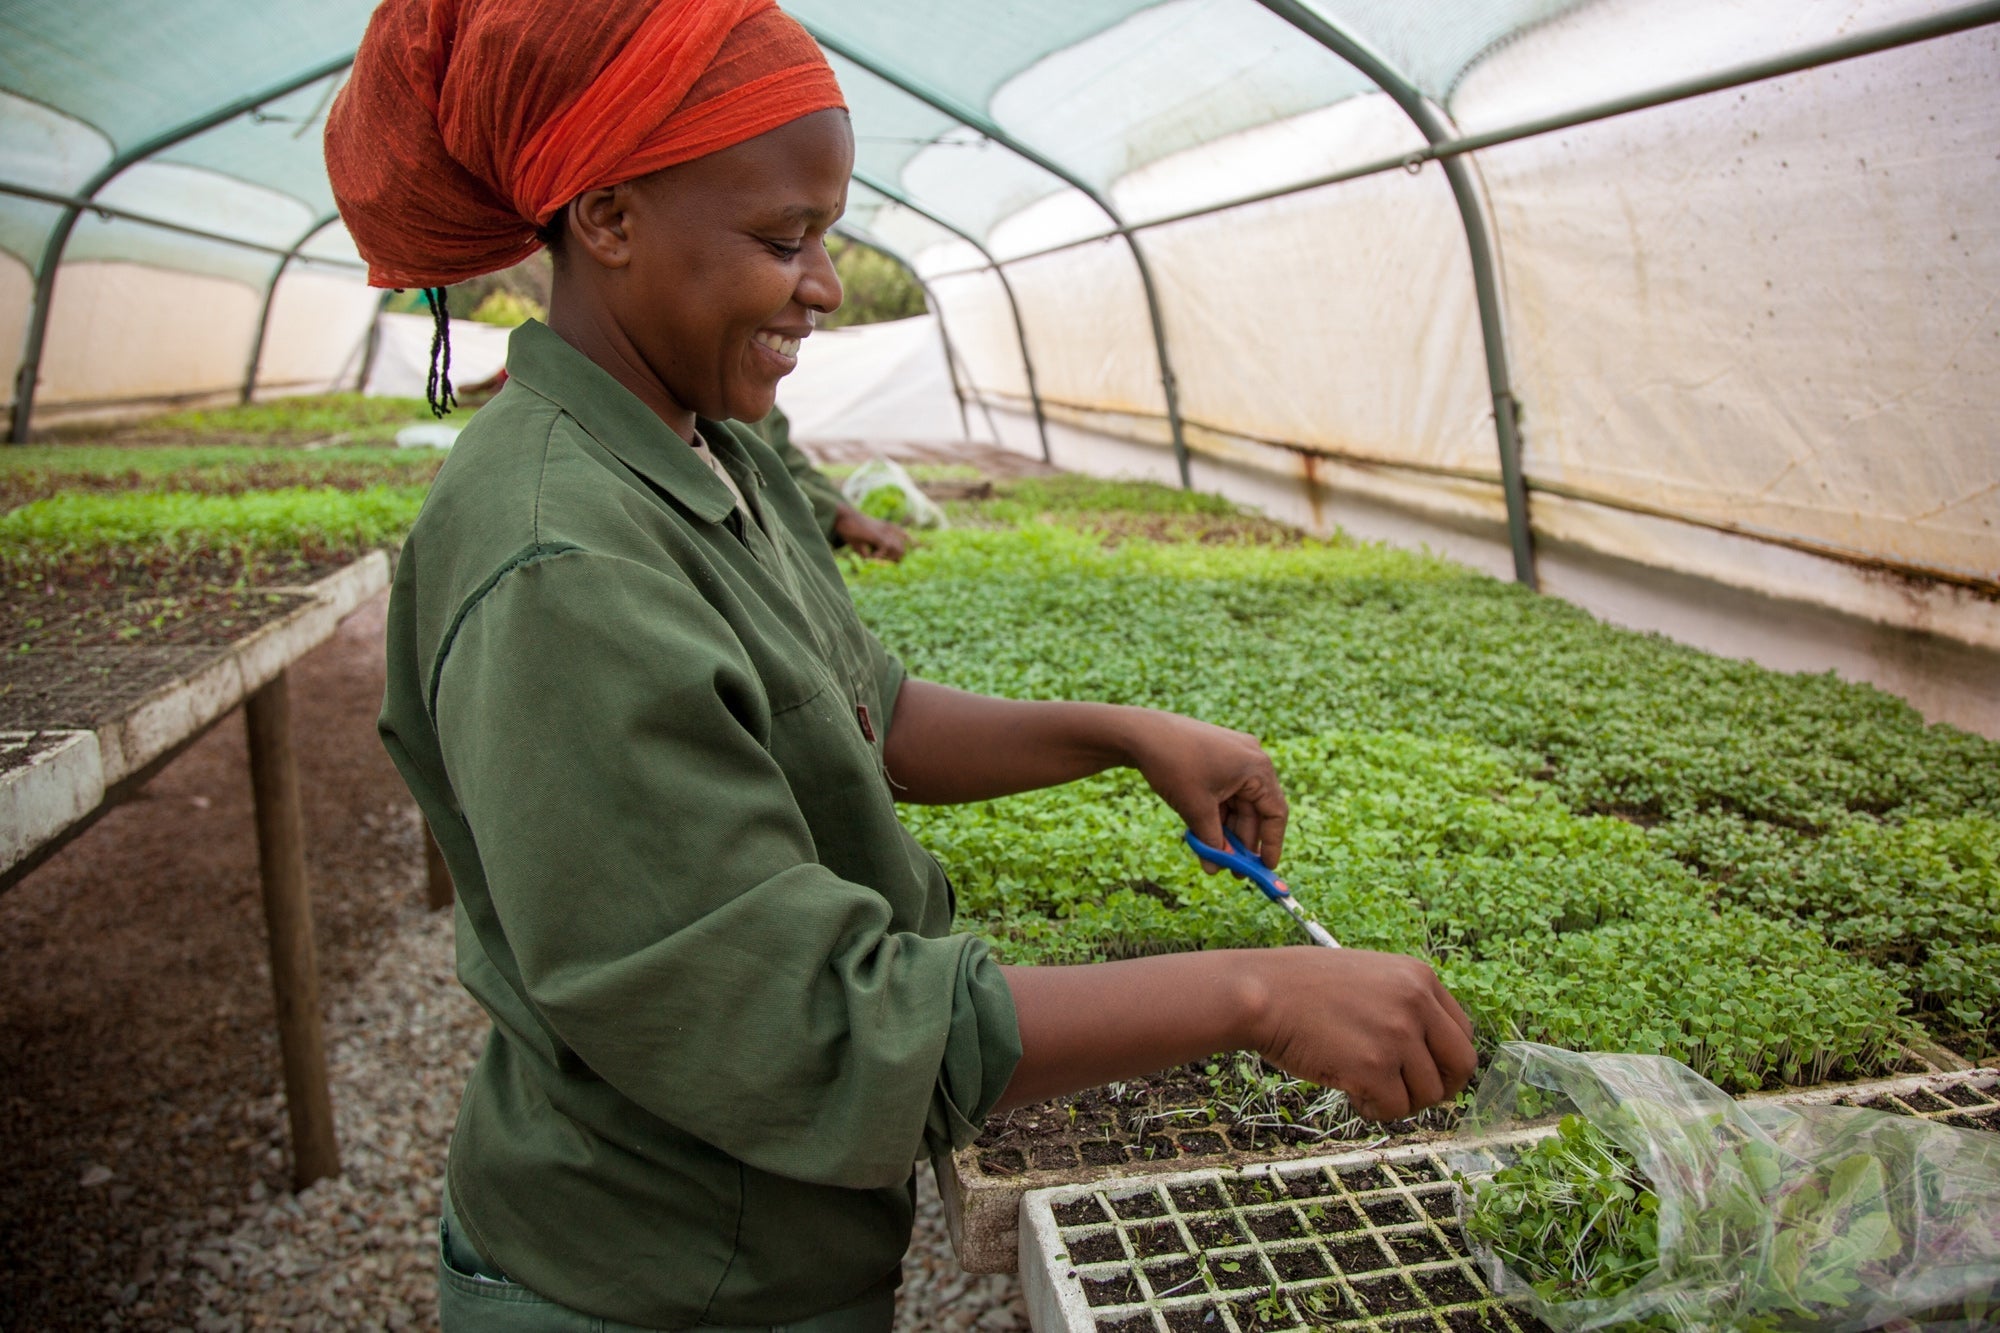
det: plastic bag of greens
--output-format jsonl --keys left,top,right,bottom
{"left": 840, "top": 457, "right": 946, "bottom": 529}
{"left": 1449, "top": 1043, "right": 2000, "bottom": 1331}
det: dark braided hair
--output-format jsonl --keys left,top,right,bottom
{"left": 422, "top": 286, "right": 458, "bottom": 418}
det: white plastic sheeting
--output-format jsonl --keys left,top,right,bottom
{"left": 824, "top": 0, "right": 2000, "bottom": 652}
{"left": 254, "top": 268, "right": 380, "bottom": 392}
{"left": 33, "top": 263, "right": 260, "bottom": 407}
{"left": 10, "top": 254, "right": 376, "bottom": 413}
{"left": 1464, "top": 1, "right": 2000, "bottom": 587}
{"left": 774, "top": 314, "right": 975, "bottom": 444}
{"left": 362, "top": 313, "right": 510, "bottom": 403}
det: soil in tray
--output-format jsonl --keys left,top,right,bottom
{"left": 1163, "top": 1304, "right": 1228, "bottom": 1332}
{"left": 1415, "top": 1266, "right": 1487, "bottom": 1307}
{"left": 0, "top": 732, "right": 77, "bottom": 777}
{"left": 1350, "top": 1273, "right": 1425, "bottom": 1315}
{"left": 1387, "top": 1229, "right": 1451, "bottom": 1265}
{"left": 1328, "top": 1234, "right": 1392, "bottom": 1275}
{"left": 1067, "top": 1230, "right": 1127, "bottom": 1264}
{"left": 1842, "top": 1078, "right": 2000, "bottom": 1136}
{"left": 1296, "top": 1199, "right": 1365, "bottom": 1234}
{"left": 1056, "top": 1196, "right": 1113, "bottom": 1228}
{"left": 3, "top": 552, "right": 344, "bottom": 650}
{"left": 1268, "top": 1246, "right": 1331, "bottom": 1281}
{"left": 1093, "top": 1316, "right": 1155, "bottom": 1333}
{"left": 1185, "top": 1214, "right": 1248, "bottom": 1249}
{"left": 1113, "top": 1189, "right": 1171, "bottom": 1221}
{"left": 1445, "top": 1311, "right": 1536, "bottom": 1333}
{"left": 1361, "top": 1195, "right": 1420, "bottom": 1228}
{"left": 1209, "top": 1255, "right": 1265, "bottom": 1291}
{"left": 1245, "top": 1208, "right": 1307, "bottom": 1242}
{"left": 1129, "top": 1221, "right": 1186, "bottom": 1256}
{"left": 971, "top": 1059, "right": 1453, "bottom": 1179}
{"left": 1083, "top": 1272, "right": 1144, "bottom": 1307}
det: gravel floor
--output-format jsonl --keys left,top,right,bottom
{"left": 2, "top": 587, "right": 1030, "bottom": 1332}
{"left": 147, "top": 900, "right": 1029, "bottom": 1331}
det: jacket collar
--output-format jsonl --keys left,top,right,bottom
{"left": 504, "top": 319, "right": 739, "bottom": 525}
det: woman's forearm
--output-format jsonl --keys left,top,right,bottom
{"left": 883, "top": 677, "right": 1290, "bottom": 864}
{"left": 882, "top": 678, "right": 1144, "bottom": 804}
{"left": 994, "top": 953, "right": 1267, "bottom": 1110}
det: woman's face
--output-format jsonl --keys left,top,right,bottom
{"left": 575, "top": 109, "right": 854, "bottom": 430}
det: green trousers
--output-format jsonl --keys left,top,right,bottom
{"left": 439, "top": 1187, "right": 897, "bottom": 1333}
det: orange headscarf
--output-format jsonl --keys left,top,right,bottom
{"left": 326, "top": 0, "right": 847, "bottom": 290}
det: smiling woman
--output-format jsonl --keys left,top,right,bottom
{"left": 325, "top": 2, "right": 1473, "bottom": 1330}
{"left": 539, "top": 108, "right": 853, "bottom": 436}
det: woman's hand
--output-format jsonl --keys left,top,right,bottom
{"left": 1119, "top": 711, "right": 1288, "bottom": 870}
{"left": 831, "top": 501, "right": 909, "bottom": 562}
{"left": 1244, "top": 947, "right": 1476, "bottom": 1122}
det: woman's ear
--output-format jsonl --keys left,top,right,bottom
{"left": 567, "top": 185, "right": 636, "bottom": 270}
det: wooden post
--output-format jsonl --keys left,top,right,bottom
{"left": 243, "top": 671, "right": 339, "bottom": 1189}
{"left": 423, "top": 819, "right": 455, "bottom": 911}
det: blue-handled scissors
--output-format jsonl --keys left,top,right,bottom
{"left": 1183, "top": 828, "right": 1340, "bottom": 949}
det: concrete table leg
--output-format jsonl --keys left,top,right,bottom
{"left": 244, "top": 671, "right": 340, "bottom": 1189}
{"left": 423, "top": 819, "right": 455, "bottom": 911}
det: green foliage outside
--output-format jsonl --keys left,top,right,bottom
{"left": 850, "top": 480, "right": 2000, "bottom": 1083}
{"left": 823, "top": 235, "right": 926, "bottom": 329}
{"left": 468, "top": 290, "right": 548, "bottom": 327}
{"left": 384, "top": 252, "right": 553, "bottom": 324}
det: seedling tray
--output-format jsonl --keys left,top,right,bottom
{"left": 0, "top": 553, "right": 390, "bottom": 887}
{"left": 1018, "top": 1068, "right": 1997, "bottom": 1333}
{"left": 0, "top": 558, "right": 349, "bottom": 732}
{"left": 1024, "top": 1140, "right": 1545, "bottom": 1333}
{"left": 939, "top": 1068, "right": 1458, "bottom": 1274}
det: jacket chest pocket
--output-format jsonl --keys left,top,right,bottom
{"left": 762, "top": 551, "right": 887, "bottom": 754}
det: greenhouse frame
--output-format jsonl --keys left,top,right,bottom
{"left": 2, "top": 0, "right": 1997, "bottom": 732}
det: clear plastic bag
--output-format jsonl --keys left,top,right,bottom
{"left": 840, "top": 457, "right": 947, "bottom": 530}
{"left": 1450, "top": 1043, "right": 2000, "bottom": 1331}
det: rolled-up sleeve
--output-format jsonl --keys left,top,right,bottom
{"left": 433, "top": 547, "right": 1016, "bottom": 1188}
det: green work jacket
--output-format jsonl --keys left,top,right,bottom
{"left": 378, "top": 320, "right": 1020, "bottom": 1328}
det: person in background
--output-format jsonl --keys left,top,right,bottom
{"left": 328, "top": 2, "right": 1477, "bottom": 1329}
{"left": 752, "top": 405, "right": 909, "bottom": 562}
